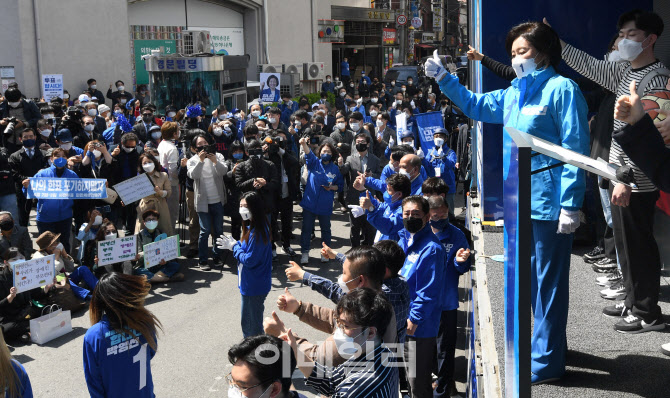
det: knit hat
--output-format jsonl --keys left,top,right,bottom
{"left": 97, "top": 104, "right": 111, "bottom": 114}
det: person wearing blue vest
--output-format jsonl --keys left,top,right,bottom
{"left": 427, "top": 195, "right": 471, "bottom": 398}
{"left": 83, "top": 273, "right": 161, "bottom": 398}
{"left": 217, "top": 191, "right": 272, "bottom": 338}
{"left": 425, "top": 22, "right": 589, "bottom": 384}
{"left": 298, "top": 137, "right": 343, "bottom": 265}
{"left": 27, "top": 148, "right": 80, "bottom": 253}
{"left": 397, "top": 195, "right": 445, "bottom": 398}
{"left": 422, "top": 128, "right": 458, "bottom": 215}
{"left": 358, "top": 173, "right": 411, "bottom": 242}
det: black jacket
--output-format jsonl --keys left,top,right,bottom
{"left": 0, "top": 147, "right": 13, "bottom": 193}
{"left": 0, "top": 266, "right": 45, "bottom": 323}
{"left": 613, "top": 114, "right": 670, "bottom": 193}
{"left": 267, "top": 150, "right": 301, "bottom": 202}
{"left": 0, "top": 99, "right": 41, "bottom": 129}
{"left": 112, "top": 149, "right": 140, "bottom": 182}
{"left": 73, "top": 130, "right": 101, "bottom": 151}
{"left": 8, "top": 147, "right": 46, "bottom": 189}
{"left": 89, "top": 89, "right": 105, "bottom": 105}
{"left": 234, "top": 157, "right": 280, "bottom": 213}
{"left": 132, "top": 121, "right": 157, "bottom": 143}
{"left": 106, "top": 89, "right": 134, "bottom": 108}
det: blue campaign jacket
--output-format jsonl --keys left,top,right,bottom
{"left": 434, "top": 223, "right": 471, "bottom": 311}
{"left": 300, "top": 151, "right": 343, "bottom": 216}
{"left": 366, "top": 195, "right": 403, "bottom": 241}
{"left": 398, "top": 225, "right": 445, "bottom": 338}
{"left": 422, "top": 147, "right": 457, "bottom": 194}
{"left": 83, "top": 315, "right": 156, "bottom": 398}
{"left": 233, "top": 227, "right": 272, "bottom": 296}
{"left": 31, "top": 166, "right": 80, "bottom": 222}
{"left": 438, "top": 66, "right": 589, "bottom": 219}
{"left": 279, "top": 101, "right": 299, "bottom": 126}
{"left": 365, "top": 172, "right": 423, "bottom": 197}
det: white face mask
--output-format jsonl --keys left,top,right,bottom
{"left": 43, "top": 114, "right": 54, "bottom": 119}
{"left": 239, "top": 207, "right": 251, "bottom": 221}
{"left": 8, "top": 101, "right": 20, "bottom": 108}
{"left": 213, "top": 128, "right": 223, "bottom": 137}
{"left": 87, "top": 109, "right": 97, "bottom": 116}
{"left": 404, "top": 140, "right": 414, "bottom": 148}
{"left": 227, "top": 384, "right": 272, "bottom": 398}
{"left": 117, "top": 86, "right": 125, "bottom": 92}
{"left": 92, "top": 149, "right": 101, "bottom": 158}
{"left": 151, "top": 131, "right": 162, "bottom": 140}
{"left": 618, "top": 37, "right": 648, "bottom": 61}
{"left": 218, "top": 114, "right": 227, "bottom": 120}
{"left": 168, "top": 111, "right": 176, "bottom": 118}
{"left": 251, "top": 110, "right": 261, "bottom": 118}
{"left": 63, "top": 94, "right": 70, "bottom": 99}
{"left": 606, "top": 50, "right": 624, "bottom": 63}
{"left": 145, "top": 220, "right": 158, "bottom": 230}
{"left": 294, "top": 120, "right": 301, "bottom": 128}
{"left": 434, "top": 138, "right": 445, "bottom": 147}
{"left": 61, "top": 143, "right": 72, "bottom": 151}
{"left": 407, "top": 81, "right": 413, "bottom": 85}
{"left": 142, "top": 162, "right": 155, "bottom": 173}
{"left": 55, "top": 243, "right": 64, "bottom": 252}
{"left": 399, "top": 168, "right": 411, "bottom": 179}
{"left": 84, "top": 124, "right": 95, "bottom": 132}
{"left": 327, "top": 78, "right": 331, "bottom": 82}
{"left": 333, "top": 327, "right": 367, "bottom": 359}
{"left": 370, "top": 110, "right": 378, "bottom": 117}
{"left": 120, "top": 99, "right": 127, "bottom": 104}
{"left": 350, "top": 122, "right": 360, "bottom": 132}
{"left": 376, "top": 119, "right": 383, "bottom": 128}
{"left": 340, "top": 92, "right": 346, "bottom": 97}
{"left": 337, "top": 274, "right": 358, "bottom": 294}
{"left": 371, "top": 98, "right": 378, "bottom": 103}
{"left": 40, "top": 129, "right": 51, "bottom": 137}
{"left": 90, "top": 84, "right": 97, "bottom": 90}
{"left": 401, "top": 88, "right": 406, "bottom": 92}
{"left": 105, "top": 232, "right": 117, "bottom": 240}
{"left": 511, "top": 56, "right": 537, "bottom": 79}
{"left": 92, "top": 215, "right": 103, "bottom": 226}
{"left": 336, "top": 122, "right": 346, "bottom": 130}
{"left": 268, "top": 117, "right": 277, "bottom": 124}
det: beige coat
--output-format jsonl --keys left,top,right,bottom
{"left": 135, "top": 171, "right": 174, "bottom": 235}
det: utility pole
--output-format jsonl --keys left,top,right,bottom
{"left": 399, "top": 0, "right": 406, "bottom": 64}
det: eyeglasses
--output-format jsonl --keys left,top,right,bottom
{"left": 85, "top": 122, "right": 95, "bottom": 126}
{"left": 335, "top": 319, "right": 365, "bottom": 333}
{"left": 225, "top": 373, "right": 274, "bottom": 394}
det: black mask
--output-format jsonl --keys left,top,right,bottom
{"left": 356, "top": 143, "right": 368, "bottom": 152}
{"left": 0, "top": 220, "right": 13, "bottom": 232}
{"left": 403, "top": 217, "right": 424, "bottom": 233}
{"left": 142, "top": 115, "right": 153, "bottom": 123}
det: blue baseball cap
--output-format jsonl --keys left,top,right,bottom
{"left": 56, "top": 128, "right": 73, "bottom": 143}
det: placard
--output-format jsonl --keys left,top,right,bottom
{"left": 143, "top": 235, "right": 180, "bottom": 268}
{"left": 395, "top": 112, "right": 407, "bottom": 143}
{"left": 191, "top": 27, "right": 245, "bottom": 55}
{"left": 259, "top": 73, "right": 281, "bottom": 103}
{"left": 42, "top": 74, "right": 63, "bottom": 102}
{"left": 13, "top": 255, "right": 55, "bottom": 293}
{"left": 97, "top": 236, "right": 137, "bottom": 267}
{"left": 26, "top": 178, "right": 107, "bottom": 199}
{"left": 415, "top": 111, "right": 445, "bottom": 152}
{"left": 112, "top": 173, "right": 156, "bottom": 205}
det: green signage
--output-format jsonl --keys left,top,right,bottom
{"left": 134, "top": 40, "right": 176, "bottom": 85}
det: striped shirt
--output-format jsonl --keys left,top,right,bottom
{"left": 305, "top": 343, "right": 399, "bottom": 398}
{"left": 562, "top": 44, "right": 668, "bottom": 192}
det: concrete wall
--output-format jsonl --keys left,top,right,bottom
{"left": 127, "top": 0, "right": 244, "bottom": 28}
{"left": 1, "top": 0, "right": 132, "bottom": 99}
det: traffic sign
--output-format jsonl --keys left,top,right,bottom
{"left": 411, "top": 17, "right": 423, "bottom": 29}
{"left": 397, "top": 14, "right": 407, "bottom": 26}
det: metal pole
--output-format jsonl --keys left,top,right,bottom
{"left": 184, "top": 0, "right": 189, "bottom": 30}
{"left": 399, "top": 0, "right": 406, "bottom": 64}
{"left": 32, "top": 0, "right": 43, "bottom": 98}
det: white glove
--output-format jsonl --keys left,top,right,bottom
{"left": 424, "top": 50, "right": 448, "bottom": 81}
{"left": 389, "top": 137, "right": 395, "bottom": 147}
{"left": 216, "top": 234, "right": 237, "bottom": 250}
{"left": 410, "top": 100, "right": 416, "bottom": 108}
{"left": 348, "top": 205, "right": 366, "bottom": 218}
{"left": 557, "top": 209, "right": 580, "bottom": 234}
{"left": 416, "top": 148, "right": 425, "bottom": 159}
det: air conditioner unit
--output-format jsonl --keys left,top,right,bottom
{"left": 258, "top": 64, "right": 283, "bottom": 74}
{"left": 182, "top": 30, "right": 212, "bottom": 55}
{"left": 303, "top": 62, "right": 325, "bottom": 81}
{"left": 283, "top": 64, "right": 303, "bottom": 81}
{"left": 280, "top": 73, "right": 302, "bottom": 98}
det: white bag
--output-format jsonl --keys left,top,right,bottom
{"left": 29, "top": 305, "right": 72, "bottom": 345}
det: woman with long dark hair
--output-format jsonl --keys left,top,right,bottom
{"left": 217, "top": 191, "right": 271, "bottom": 337}
{"left": 0, "top": 325, "right": 32, "bottom": 397}
{"left": 83, "top": 273, "right": 162, "bottom": 397}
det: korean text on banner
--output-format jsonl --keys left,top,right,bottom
{"left": 97, "top": 236, "right": 137, "bottom": 267}
{"left": 26, "top": 178, "right": 107, "bottom": 200}
{"left": 112, "top": 173, "right": 156, "bottom": 204}
{"left": 415, "top": 111, "right": 445, "bottom": 152}
{"left": 396, "top": 113, "right": 407, "bottom": 143}
{"left": 144, "top": 235, "right": 180, "bottom": 268}
{"left": 13, "top": 255, "right": 55, "bottom": 293}
{"left": 42, "top": 74, "right": 63, "bottom": 102}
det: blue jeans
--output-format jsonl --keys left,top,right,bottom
{"left": 36, "top": 218, "right": 72, "bottom": 253}
{"left": 0, "top": 194, "right": 18, "bottom": 217}
{"left": 69, "top": 266, "right": 98, "bottom": 300}
{"left": 134, "top": 261, "right": 180, "bottom": 279}
{"left": 197, "top": 202, "right": 224, "bottom": 264}
{"left": 240, "top": 294, "right": 267, "bottom": 338}
{"left": 300, "top": 209, "right": 331, "bottom": 254}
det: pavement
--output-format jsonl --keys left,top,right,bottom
{"left": 11, "top": 194, "right": 472, "bottom": 397}
{"left": 481, "top": 228, "right": 670, "bottom": 398}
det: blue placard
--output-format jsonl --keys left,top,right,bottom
{"left": 414, "top": 111, "right": 444, "bottom": 152}
{"left": 26, "top": 178, "right": 107, "bottom": 200}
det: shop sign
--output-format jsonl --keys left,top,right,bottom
{"left": 383, "top": 28, "right": 397, "bottom": 45}
{"left": 432, "top": 1, "right": 443, "bottom": 31}
{"left": 411, "top": 17, "right": 423, "bottom": 29}
{"left": 367, "top": 11, "right": 392, "bottom": 21}
{"left": 422, "top": 32, "right": 435, "bottom": 42}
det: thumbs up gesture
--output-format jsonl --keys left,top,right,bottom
{"left": 285, "top": 261, "right": 305, "bottom": 282}
{"left": 359, "top": 190, "right": 373, "bottom": 211}
{"left": 424, "top": 50, "right": 447, "bottom": 81}
{"left": 614, "top": 79, "right": 644, "bottom": 125}
{"left": 338, "top": 153, "right": 344, "bottom": 166}
{"left": 263, "top": 311, "right": 287, "bottom": 337}
{"left": 276, "top": 287, "right": 299, "bottom": 313}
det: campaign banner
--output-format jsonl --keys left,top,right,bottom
{"left": 415, "top": 111, "right": 444, "bottom": 152}
{"left": 13, "top": 255, "right": 55, "bottom": 293}
{"left": 144, "top": 235, "right": 180, "bottom": 268}
{"left": 26, "top": 178, "right": 107, "bottom": 199}
{"left": 112, "top": 173, "right": 155, "bottom": 205}
{"left": 97, "top": 236, "right": 137, "bottom": 267}
{"left": 42, "top": 74, "right": 63, "bottom": 102}
{"left": 395, "top": 113, "right": 407, "bottom": 143}
{"left": 259, "top": 73, "right": 281, "bottom": 103}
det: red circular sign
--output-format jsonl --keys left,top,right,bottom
{"left": 397, "top": 14, "right": 407, "bottom": 26}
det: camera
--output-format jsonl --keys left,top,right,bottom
{"left": 204, "top": 144, "right": 216, "bottom": 155}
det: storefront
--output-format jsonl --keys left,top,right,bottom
{"left": 330, "top": 6, "right": 396, "bottom": 81}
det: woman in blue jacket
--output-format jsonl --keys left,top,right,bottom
{"left": 298, "top": 137, "right": 343, "bottom": 265}
{"left": 425, "top": 22, "right": 589, "bottom": 384}
{"left": 217, "top": 191, "right": 272, "bottom": 338}
{"left": 83, "top": 273, "right": 161, "bottom": 398}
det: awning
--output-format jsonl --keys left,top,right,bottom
{"left": 415, "top": 44, "right": 436, "bottom": 49}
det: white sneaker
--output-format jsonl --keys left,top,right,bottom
{"left": 661, "top": 342, "right": 670, "bottom": 356}
{"left": 321, "top": 255, "right": 328, "bottom": 263}
{"left": 300, "top": 253, "right": 309, "bottom": 265}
